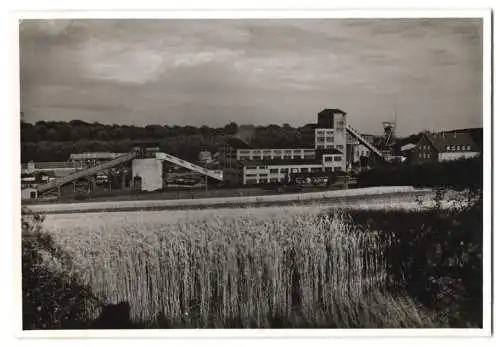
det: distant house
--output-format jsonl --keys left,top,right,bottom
{"left": 410, "top": 132, "right": 481, "bottom": 163}
{"left": 21, "top": 171, "right": 55, "bottom": 189}
{"left": 198, "top": 151, "right": 212, "bottom": 164}
{"left": 21, "top": 187, "right": 38, "bottom": 200}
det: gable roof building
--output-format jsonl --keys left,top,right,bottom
{"left": 412, "top": 132, "right": 481, "bottom": 163}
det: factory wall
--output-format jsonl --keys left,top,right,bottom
{"left": 132, "top": 159, "right": 163, "bottom": 191}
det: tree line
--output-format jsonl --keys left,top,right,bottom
{"left": 20, "top": 120, "right": 319, "bottom": 162}
{"left": 20, "top": 119, "right": 433, "bottom": 163}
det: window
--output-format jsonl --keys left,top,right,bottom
{"left": 259, "top": 173, "right": 268, "bottom": 177}
{"left": 326, "top": 130, "right": 335, "bottom": 135}
{"left": 324, "top": 156, "right": 333, "bottom": 162}
{"left": 317, "top": 144, "right": 325, "bottom": 149}
{"left": 334, "top": 167, "right": 341, "bottom": 172}
{"left": 467, "top": 145, "right": 471, "bottom": 150}
{"left": 270, "top": 169, "right": 279, "bottom": 174}
{"left": 300, "top": 168, "right": 309, "bottom": 172}
{"left": 451, "top": 146, "right": 455, "bottom": 151}
{"left": 311, "top": 167, "right": 322, "bottom": 173}
{"left": 336, "top": 145, "right": 344, "bottom": 150}
{"left": 283, "top": 155, "right": 291, "bottom": 159}
{"left": 246, "top": 166, "right": 257, "bottom": 170}
{"left": 326, "top": 137, "right": 334, "bottom": 142}
{"left": 335, "top": 120, "right": 345, "bottom": 130}
{"left": 246, "top": 174, "right": 257, "bottom": 178}
{"left": 334, "top": 156, "right": 342, "bottom": 162}
{"left": 325, "top": 167, "right": 332, "bottom": 172}
{"left": 258, "top": 166, "right": 267, "bottom": 169}
{"left": 446, "top": 145, "right": 450, "bottom": 151}
{"left": 246, "top": 179, "right": 257, "bottom": 184}
{"left": 456, "top": 145, "right": 461, "bottom": 151}
{"left": 280, "top": 168, "right": 289, "bottom": 174}
{"left": 317, "top": 137, "right": 325, "bottom": 142}
{"left": 326, "top": 145, "right": 335, "bottom": 149}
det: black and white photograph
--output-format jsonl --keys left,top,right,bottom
{"left": 15, "top": 10, "right": 491, "bottom": 335}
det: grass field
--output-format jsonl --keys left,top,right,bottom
{"left": 23, "top": 188, "right": 481, "bottom": 329}
{"left": 35, "top": 205, "right": 443, "bottom": 328}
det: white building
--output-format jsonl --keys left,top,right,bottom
{"left": 233, "top": 109, "right": 348, "bottom": 185}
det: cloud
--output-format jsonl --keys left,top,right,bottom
{"left": 19, "top": 18, "right": 483, "bottom": 135}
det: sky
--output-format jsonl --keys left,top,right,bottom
{"left": 19, "top": 18, "right": 483, "bottom": 136}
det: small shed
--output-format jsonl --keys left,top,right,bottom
{"left": 21, "top": 187, "right": 38, "bottom": 200}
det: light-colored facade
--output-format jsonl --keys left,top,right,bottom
{"left": 235, "top": 109, "right": 348, "bottom": 185}
{"left": 198, "top": 151, "right": 213, "bottom": 163}
{"left": 237, "top": 148, "right": 316, "bottom": 161}
{"left": 132, "top": 158, "right": 163, "bottom": 191}
{"left": 21, "top": 187, "right": 38, "bottom": 200}
{"left": 438, "top": 151, "right": 480, "bottom": 162}
{"left": 242, "top": 156, "right": 344, "bottom": 185}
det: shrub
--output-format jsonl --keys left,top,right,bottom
{"left": 357, "top": 157, "right": 482, "bottom": 189}
{"left": 21, "top": 207, "right": 100, "bottom": 329}
{"left": 342, "top": 195, "right": 483, "bottom": 327}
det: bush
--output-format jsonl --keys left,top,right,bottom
{"left": 357, "top": 157, "right": 482, "bottom": 189}
{"left": 341, "top": 194, "right": 483, "bottom": 327}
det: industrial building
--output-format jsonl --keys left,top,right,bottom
{"left": 24, "top": 107, "right": 478, "bottom": 200}
{"left": 220, "top": 108, "right": 384, "bottom": 185}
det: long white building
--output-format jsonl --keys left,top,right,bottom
{"left": 221, "top": 108, "right": 356, "bottom": 185}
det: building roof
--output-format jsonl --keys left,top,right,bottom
{"left": 314, "top": 148, "right": 343, "bottom": 156}
{"left": 401, "top": 143, "right": 416, "bottom": 152}
{"left": 70, "top": 152, "right": 126, "bottom": 160}
{"left": 318, "top": 108, "right": 347, "bottom": 115}
{"left": 425, "top": 132, "right": 480, "bottom": 153}
{"left": 243, "top": 158, "right": 323, "bottom": 166}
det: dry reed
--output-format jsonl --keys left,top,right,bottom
{"left": 44, "top": 207, "right": 440, "bottom": 328}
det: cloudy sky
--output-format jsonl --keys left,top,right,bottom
{"left": 19, "top": 18, "right": 483, "bottom": 136}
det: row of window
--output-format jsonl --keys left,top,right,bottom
{"left": 419, "top": 153, "right": 432, "bottom": 159}
{"left": 324, "top": 156, "right": 342, "bottom": 162}
{"left": 317, "top": 144, "right": 335, "bottom": 149}
{"left": 238, "top": 149, "right": 315, "bottom": 155}
{"left": 316, "top": 130, "right": 335, "bottom": 135}
{"left": 316, "top": 144, "right": 344, "bottom": 150}
{"left": 445, "top": 145, "right": 472, "bottom": 151}
{"left": 238, "top": 154, "right": 315, "bottom": 160}
{"left": 316, "top": 137, "right": 335, "bottom": 142}
{"left": 420, "top": 144, "right": 472, "bottom": 152}
{"left": 245, "top": 166, "right": 341, "bottom": 180}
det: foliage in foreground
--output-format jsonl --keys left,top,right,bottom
{"left": 41, "top": 209, "right": 444, "bottom": 328}
{"left": 357, "top": 157, "right": 482, "bottom": 189}
{"left": 342, "top": 194, "right": 483, "bottom": 327}
{"left": 21, "top": 207, "right": 100, "bottom": 329}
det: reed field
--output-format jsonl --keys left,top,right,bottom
{"left": 35, "top": 206, "right": 445, "bottom": 328}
